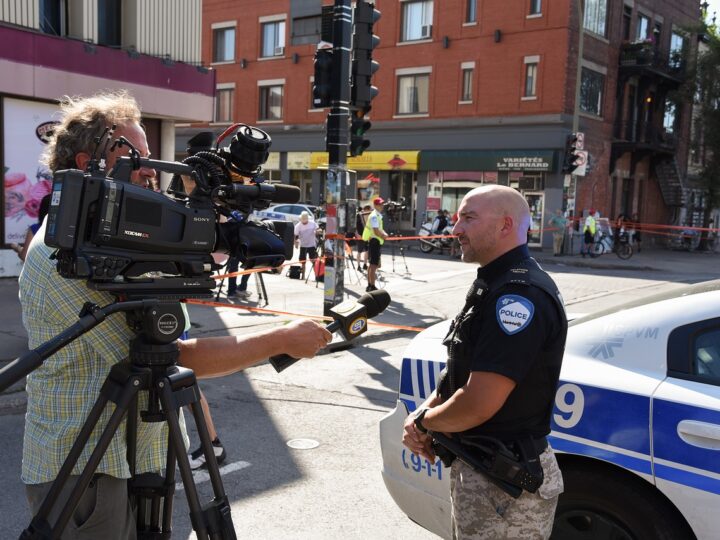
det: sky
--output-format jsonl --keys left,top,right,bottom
{"left": 705, "top": 0, "right": 720, "bottom": 24}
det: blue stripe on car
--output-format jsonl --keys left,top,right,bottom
{"left": 399, "top": 357, "right": 720, "bottom": 496}
{"left": 652, "top": 399, "right": 720, "bottom": 475}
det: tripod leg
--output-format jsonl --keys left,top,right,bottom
{"left": 27, "top": 363, "right": 144, "bottom": 538}
{"left": 157, "top": 367, "right": 236, "bottom": 540}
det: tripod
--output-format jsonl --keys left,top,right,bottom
{"left": 0, "top": 300, "right": 235, "bottom": 540}
{"left": 383, "top": 213, "right": 410, "bottom": 276}
{"left": 388, "top": 236, "right": 410, "bottom": 275}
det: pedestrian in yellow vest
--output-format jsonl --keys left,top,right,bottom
{"left": 582, "top": 209, "right": 597, "bottom": 257}
{"left": 362, "top": 197, "right": 389, "bottom": 291}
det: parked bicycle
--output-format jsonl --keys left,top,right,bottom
{"left": 589, "top": 230, "right": 633, "bottom": 259}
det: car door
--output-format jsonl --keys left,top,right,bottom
{"left": 652, "top": 317, "right": 720, "bottom": 539}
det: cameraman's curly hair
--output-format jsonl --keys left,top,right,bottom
{"left": 42, "top": 90, "right": 142, "bottom": 173}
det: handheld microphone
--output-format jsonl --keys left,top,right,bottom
{"left": 269, "top": 289, "right": 391, "bottom": 372}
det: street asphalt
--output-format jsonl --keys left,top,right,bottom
{"left": 1, "top": 242, "right": 718, "bottom": 414}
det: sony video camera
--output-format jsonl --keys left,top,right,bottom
{"left": 44, "top": 124, "right": 299, "bottom": 299}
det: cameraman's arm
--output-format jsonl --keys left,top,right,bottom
{"left": 178, "top": 319, "right": 331, "bottom": 378}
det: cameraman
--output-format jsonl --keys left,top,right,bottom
{"left": 361, "top": 197, "right": 389, "bottom": 292}
{"left": 19, "top": 91, "right": 331, "bottom": 539}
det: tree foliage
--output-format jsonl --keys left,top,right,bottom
{"left": 682, "top": 20, "right": 720, "bottom": 248}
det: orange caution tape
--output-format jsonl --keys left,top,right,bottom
{"left": 184, "top": 298, "right": 425, "bottom": 332}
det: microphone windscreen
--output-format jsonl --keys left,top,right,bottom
{"left": 358, "top": 289, "right": 391, "bottom": 318}
{"left": 271, "top": 184, "right": 301, "bottom": 204}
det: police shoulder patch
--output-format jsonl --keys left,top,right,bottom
{"left": 496, "top": 295, "right": 535, "bottom": 335}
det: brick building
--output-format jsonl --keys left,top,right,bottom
{"left": 179, "top": 0, "right": 701, "bottom": 248}
{"left": 0, "top": 0, "right": 215, "bottom": 277}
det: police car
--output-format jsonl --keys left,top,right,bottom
{"left": 255, "top": 203, "right": 325, "bottom": 225}
{"left": 380, "top": 280, "right": 720, "bottom": 539}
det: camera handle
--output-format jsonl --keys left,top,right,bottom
{"left": 2, "top": 301, "right": 236, "bottom": 540}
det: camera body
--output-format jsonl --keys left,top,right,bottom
{"left": 45, "top": 168, "right": 218, "bottom": 297}
{"left": 44, "top": 125, "right": 298, "bottom": 299}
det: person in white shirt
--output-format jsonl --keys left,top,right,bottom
{"left": 294, "top": 211, "right": 319, "bottom": 279}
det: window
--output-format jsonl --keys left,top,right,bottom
{"left": 259, "top": 85, "right": 283, "bottom": 120}
{"left": 461, "top": 67, "right": 473, "bottom": 102}
{"left": 694, "top": 328, "right": 720, "bottom": 380}
{"left": 215, "top": 87, "right": 234, "bottom": 123}
{"left": 401, "top": 0, "right": 434, "bottom": 42}
{"left": 524, "top": 62, "right": 538, "bottom": 98}
{"left": 466, "top": 0, "right": 477, "bottom": 23}
{"left": 580, "top": 67, "right": 605, "bottom": 116}
{"left": 40, "top": 0, "right": 67, "bottom": 36}
{"left": 583, "top": 0, "right": 607, "bottom": 37}
{"left": 670, "top": 32, "right": 685, "bottom": 68}
{"left": 213, "top": 27, "right": 236, "bottom": 63}
{"left": 663, "top": 99, "right": 677, "bottom": 133}
{"left": 261, "top": 20, "right": 286, "bottom": 57}
{"left": 622, "top": 5, "right": 632, "bottom": 41}
{"left": 292, "top": 15, "right": 321, "bottom": 46}
{"left": 636, "top": 14, "right": 650, "bottom": 41}
{"left": 397, "top": 74, "right": 430, "bottom": 114}
{"left": 529, "top": 0, "right": 542, "bottom": 16}
{"left": 97, "top": 0, "right": 122, "bottom": 47}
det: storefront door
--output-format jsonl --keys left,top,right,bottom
{"left": 524, "top": 191, "right": 544, "bottom": 246}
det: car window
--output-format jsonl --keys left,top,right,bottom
{"left": 289, "top": 205, "right": 303, "bottom": 215}
{"left": 694, "top": 328, "right": 720, "bottom": 381}
{"left": 669, "top": 317, "right": 720, "bottom": 385}
{"left": 273, "top": 205, "right": 290, "bottom": 213}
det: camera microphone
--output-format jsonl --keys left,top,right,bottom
{"left": 268, "top": 289, "right": 391, "bottom": 372}
{"left": 219, "top": 183, "right": 301, "bottom": 205}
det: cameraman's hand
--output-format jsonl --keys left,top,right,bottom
{"left": 277, "top": 319, "right": 332, "bottom": 359}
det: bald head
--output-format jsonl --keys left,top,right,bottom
{"left": 452, "top": 185, "right": 531, "bottom": 265}
{"left": 465, "top": 185, "right": 531, "bottom": 239}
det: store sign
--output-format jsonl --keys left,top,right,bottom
{"left": 495, "top": 155, "right": 553, "bottom": 171}
{"left": 287, "top": 152, "right": 311, "bottom": 170}
{"left": 421, "top": 150, "right": 556, "bottom": 172}
{"left": 311, "top": 151, "right": 419, "bottom": 171}
{"left": 3, "top": 98, "right": 58, "bottom": 244}
{"left": 264, "top": 152, "right": 280, "bottom": 171}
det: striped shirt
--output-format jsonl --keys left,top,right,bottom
{"left": 19, "top": 223, "right": 187, "bottom": 484}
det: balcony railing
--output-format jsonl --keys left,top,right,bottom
{"left": 614, "top": 121, "right": 677, "bottom": 151}
{"left": 619, "top": 41, "right": 686, "bottom": 81}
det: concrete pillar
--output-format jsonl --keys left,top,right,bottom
{"left": 160, "top": 120, "right": 175, "bottom": 191}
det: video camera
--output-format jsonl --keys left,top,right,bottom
{"left": 384, "top": 197, "right": 408, "bottom": 213}
{"left": 44, "top": 123, "right": 299, "bottom": 299}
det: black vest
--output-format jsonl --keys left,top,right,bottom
{"left": 437, "top": 256, "right": 567, "bottom": 436}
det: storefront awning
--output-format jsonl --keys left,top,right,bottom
{"left": 311, "top": 150, "right": 419, "bottom": 171}
{"left": 419, "top": 150, "right": 558, "bottom": 172}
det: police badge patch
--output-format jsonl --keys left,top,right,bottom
{"left": 496, "top": 295, "right": 535, "bottom": 335}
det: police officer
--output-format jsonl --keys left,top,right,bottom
{"left": 402, "top": 185, "right": 566, "bottom": 539}
{"left": 362, "top": 197, "right": 389, "bottom": 292}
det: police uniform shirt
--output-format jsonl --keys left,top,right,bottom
{"left": 466, "top": 245, "right": 564, "bottom": 438}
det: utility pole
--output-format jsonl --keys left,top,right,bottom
{"left": 568, "top": 0, "right": 586, "bottom": 219}
{"left": 322, "top": 0, "right": 353, "bottom": 315}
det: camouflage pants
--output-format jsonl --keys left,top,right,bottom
{"left": 450, "top": 446, "right": 564, "bottom": 539}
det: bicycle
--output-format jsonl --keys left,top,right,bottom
{"left": 588, "top": 231, "right": 633, "bottom": 260}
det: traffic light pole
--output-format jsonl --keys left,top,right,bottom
{"left": 323, "top": 0, "right": 353, "bottom": 316}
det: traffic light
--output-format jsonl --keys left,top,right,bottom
{"left": 562, "top": 133, "right": 581, "bottom": 174}
{"left": 312, "top": 48, "right": 334, "bottom": 109}
{"left": 350, "top": 108, "right": 372, "bottom": 156}
{"left": 351, "top": 2, "right": 380, "bottom": 109}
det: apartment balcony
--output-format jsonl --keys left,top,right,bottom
{"left": 619, "top": 42, "right": 686, "bottom": 88}
{"left": 613, "top": 121, "right": 677, "bottom": 155}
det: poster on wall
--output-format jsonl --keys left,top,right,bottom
{"left": 3, "top": 98, "right": 59, "bottom": 244}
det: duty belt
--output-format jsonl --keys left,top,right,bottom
{"left": 430, "top": 432, "right": 547, "bottom": 498}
